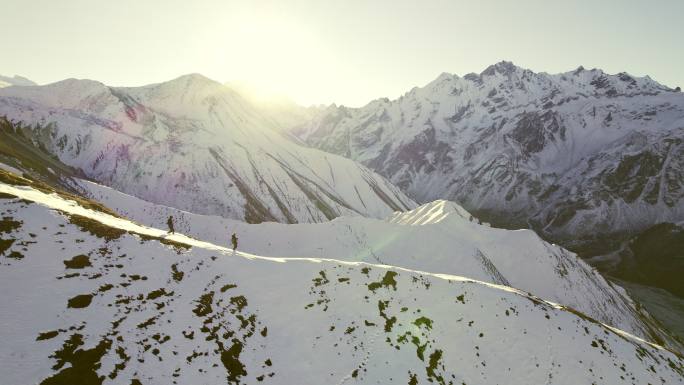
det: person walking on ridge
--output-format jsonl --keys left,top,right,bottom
{"left": 231, "top": 232, "right": 238, "bottom": 251}
{"left": 167, "top": 216, "right": 175, "bottom": 234}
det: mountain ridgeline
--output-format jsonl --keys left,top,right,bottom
{"left": 0, "top": 66, "right": 683, "bottom": 385}
{"left": 0, "top": 178, "right": 683, "bottom": 385}
{"left": 65, "top": 179, "right": 684, "bottom": 350}
{"left": 290, "top": 62, "right": 684, "bottom": 248}
{"left": 0, "top": 75, "right": 414, "bottom": 224}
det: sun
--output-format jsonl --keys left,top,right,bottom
{"left": 204, "top": 11, "right": 336, "bottom": 105}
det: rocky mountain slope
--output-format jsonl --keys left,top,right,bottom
{"left": 69, "top": 176, "right": 681, "bottom": 349}
{"left": 599, "top": 222, "right": 684, "bottom": 298}
{"left": 291, "top": 62, "right": 684, "bottom": 243}
{"left": 0, "top": 75, "right": 414, "bottom": 224}
{"left": 0, "top": 180, "right": 682, "bottom": 385}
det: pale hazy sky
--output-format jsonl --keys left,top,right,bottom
{"left": 1, "top": 0, "right": 682, "bottom": 106}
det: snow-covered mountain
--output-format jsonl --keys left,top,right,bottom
{"left": 291, "top": 62, "right": 684, "bottom": 241}
{"left": 0, "top": 74, "right": 415, "bottom": 223}
{"left": 0, "top": 74, "right": 36, "bottom": 88}
{"left": 71, "top": 177, "right": 681, "bottom": 350}
{"left": 1, "top": 181, "right": 683, "bottom": 385}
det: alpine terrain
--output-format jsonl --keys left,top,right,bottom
{"left": 291, "top": 62, "right": 684, "bottom": 248}
{"left": 0, "top": 176, "right": 683, "bottom": 385}
{"left": 0, "top": 66, "right": 682, "bottom": 384}
{"left": 0, "top": 75, "right": 415, "bottom": 224}
{"left": 72, "top": 177, "right": 680, "bottom": 350}
{"left": 3, "top": 1, "right": 684, "bottom": 383}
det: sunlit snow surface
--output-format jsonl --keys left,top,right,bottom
{"left": 0, "top": 183, "right": 682, "bottom": 385}
{"left": 74, "top": 179, "right": 678, "bottom": 348}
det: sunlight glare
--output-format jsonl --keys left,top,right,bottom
{"left": 209, "top": 12, "right": 336, "bottom": 105}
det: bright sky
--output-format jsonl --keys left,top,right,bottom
{"left": 1, "top": 0, "right": 682, "bottom": 106}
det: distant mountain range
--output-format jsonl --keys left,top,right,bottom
{"left": 0, "top": 74, "right": 414, "bottom": 224}
{"left": 0, "top": 65, "right": 683, "bottom": 383}
{"left": 289, "top": 62, "right": 684, "bottom": 248}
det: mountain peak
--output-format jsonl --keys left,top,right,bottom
{"left": 164, "top": 73, "right": 221, "bottom": 88}
{"left": 480, "top": 60, "right": 522, "bottom": 77}
{"left": 572, "top": 65, "right": 585, "bottom": 75}
{"left": 435, "top": 72, "right": 454, "bottom": 81}
{"left": 173, "top": 73, "right": 214, "bottom": 82}
{"left": 387, "top": 199, "right": 475, "bottom": 225}
{"left": 127, "top": 73, "right": 228, "bottom": 109}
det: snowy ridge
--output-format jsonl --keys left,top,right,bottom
{"left": 291, "top": 62, "right": 684, "bottom": 239}
{"left": 71, "top": 179, "right": 680, "bottom": 349}
{"left": 0, "top": 182, "right": 683, "bottom": 384}
{"left": 0, "top": 75, "right": 415, "bottom": 224}
{"left": 387, "top": 200, "right": 476, "bottom": 225}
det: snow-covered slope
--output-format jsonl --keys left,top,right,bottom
{"left": 0, "top": 74, "right": 415, "bottom": 223}
{"left": 292, "top": 62, "right": 684, "bottom": 240}
{"left": 72, "top": 178, "right": 680, "bottom": 350}
{"left": 0, "top": 74, "right": 36, "bottom": 88}
{"left": 0, "top": 183, "right": 682, "bottom": 385}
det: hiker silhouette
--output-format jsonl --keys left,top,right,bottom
{"left": 167, "top": 216, "right": 175, "bottom": 234}
{"left": 231, "top": 233, "right": 238, "bottom": 251}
